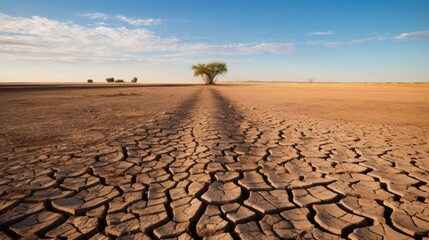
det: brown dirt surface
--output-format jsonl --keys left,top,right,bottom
{"left": 219, "top": 82, "right": 429, "bottom": 127}
{"left": 0, "top": 82, "right": 428, "bottom": 239}
{"left": 0, "top": 83, "right": 197, "bottom": 152}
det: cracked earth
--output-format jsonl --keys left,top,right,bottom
{"left": 1, "top": 85, "right": 429, "bottom": 239}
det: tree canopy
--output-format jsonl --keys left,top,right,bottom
{"left": 192, "top": 62, "right": 227, "bottom": 84}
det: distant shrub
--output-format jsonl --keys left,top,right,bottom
{"left": 106, "top": 77, "right": 114, "bottom": 83}
{"left": 115, "top": 79, "right": 125, "bottom": 83}
{"left": 131, "top": 77, "right": 138, "bottom": 83}
{"left": 87, "top": 79, "right": 93, "bottom": 83}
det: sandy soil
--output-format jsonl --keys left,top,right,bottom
{"left": 219, "top": 82, "right": 429, "bottom": 126}
{"left": 0, "top": 83, "right": 428, "bottom": 239}
{"left": 0, "top": 84, "right": 198, "bottom": 152}
{"left": 2, "top": 83, "right": 427, "bottom": 152}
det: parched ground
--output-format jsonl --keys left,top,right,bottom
{"left": 0, "top": 83, "right": 428, "bottom": 239}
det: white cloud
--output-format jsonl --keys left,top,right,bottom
{"left": 393, "top": 30, "right": 429, "bottom": 40}
{"left": 78, "top": 12, "right": 162, "bottom": 26}
{"left": 308, "top": 31, "right": 335, "bottom": 36}
{"left": 78, "top": 12, "right": 108, "bottom": 20}
{"left": 306, "top": 36, "right": 385, "bottom": 47}
{"left": 115, "top": 15, "right": 162, "bottom": 26}
{"left": 94, "top": 21, "right": 108, "bottom": 26}
{"left": 168, "top": 42, "right": 295, "bottom": 57}
{"left": 0, "top": 13, "right": 295, "bottom": 63}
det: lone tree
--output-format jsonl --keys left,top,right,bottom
{"left": 192, "top": 62, "right": 227, "bottom": 84}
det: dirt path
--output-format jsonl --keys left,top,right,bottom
{"left": 1, "top": 87, "right": 428, "bottom": 239}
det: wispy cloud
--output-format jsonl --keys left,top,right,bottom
{"left": 94, "top": 21, "right": 108, "bottom": 27}
{"left": 168, "top": 42, "right": 295, "bottom": 57}
{"left": 307, "top": 31, "right": 335, "bottom": 36}
{"left": 78, "top": 12, "right": 162, "bottom": 26}
{"left": 393, "top": 30, "right": 429, "bottom": 40}
{"left": 307, "top": 31, "right": 429, "bottom": 47}
{"left": 115, "top": 14, "right": 162, "bottom": 26}
{"left": 0, "top": 13, "right": 295, "bottom": 63}
{"left": 78, "top": 12, "right": 108, "bottom": 20}
{"left": 307, "top": 36, "right": 385, "bottom": 47}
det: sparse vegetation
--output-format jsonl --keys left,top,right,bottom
{"left": 192, "top": 62, "right": 228, "bottom": 85}
{"left": 106, "top": 77, "right": 132, "bottom": 83}
{"left": 131, "top": 77, "right": 138, "bottom": 83}
{"left": 309, "top": 78, "right": 314, "bottom": 84}
{"left": 87, "top": 79, "right": 93, "bottom": 83}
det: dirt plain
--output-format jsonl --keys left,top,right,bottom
{"left": 0, "top": 82, "right": 428, "bottom": 239}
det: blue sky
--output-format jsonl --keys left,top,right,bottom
{"left": 0, "top": 0, "right": 428, "bottom": 82}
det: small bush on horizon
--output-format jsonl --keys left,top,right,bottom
{"left": 131, "top": 77, "right": 138, "bottom": 83}
{"left": 87, "top": 79, "right": 93, "bottom": 83}
{"left": 115, "top": 79, "right": 125, "bottom": 83}
{"left": 106, "top": 77, "right": 114, "bottom": 83}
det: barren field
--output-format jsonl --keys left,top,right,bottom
{"left": 0, "top": 83, "right": 428, "bottom": 239}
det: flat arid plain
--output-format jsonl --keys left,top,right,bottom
{"left": 1, "top": 83, "right": 429, "bottom": 239}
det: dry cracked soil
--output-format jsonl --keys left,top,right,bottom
{"left": 0, "top": 83, "right": 428, "bottom": 240}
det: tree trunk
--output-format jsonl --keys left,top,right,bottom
{"left": 206, "top": 75, "right": 215, "bottom": 84}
